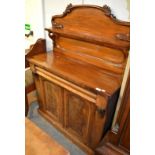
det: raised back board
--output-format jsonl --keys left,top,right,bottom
{"left": 45, "top": 4, "right": 130, "bottom": 75}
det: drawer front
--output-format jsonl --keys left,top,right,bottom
{"left": 35, "top": 66, "right": 97, "bottom": 103}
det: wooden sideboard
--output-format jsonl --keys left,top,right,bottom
{"left": 26, "top": 4, "right": 130, "bottom": 154}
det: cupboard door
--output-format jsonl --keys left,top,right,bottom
{"left": 64, "top": 90, "right": 95, "bottom": 145}
{"left": 43, "top": 79, "right": 63, "bottom": 125}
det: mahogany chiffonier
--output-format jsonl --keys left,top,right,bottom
{"left": 26, "top": 4, "right": 130, "bottom": 154}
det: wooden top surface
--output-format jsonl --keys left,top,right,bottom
{"left": 25, "top": 118, "right": 70, "bottom": 155}
{"left": 28, "top": 52, "right": 122, "bottom": 96}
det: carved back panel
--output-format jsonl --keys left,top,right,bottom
{"left": 45, "top": 4, "right": 130, "bottom": 75}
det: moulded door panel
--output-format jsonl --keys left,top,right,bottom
{"left": 64, "top": 90, "right": 95, "bottom": 145}
{"left": 43, "top": 79, "right": 64, "bottom": 125}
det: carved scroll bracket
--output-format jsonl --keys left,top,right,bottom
{"left": 45, "top": 28, "right": 56, "bottom": 47}
{"left": 45, "top": 28, "right": 54, "bottom": 39}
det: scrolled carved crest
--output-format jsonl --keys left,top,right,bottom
{"left": 52, "top": 4, "right": 129, "bottom": 26}
{"left": 102, "top": 5, "right": 116, "bottom": 19}
{"left": 63, "top": 3, "right": 73, "bottom": 16}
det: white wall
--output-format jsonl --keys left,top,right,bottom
{"left": 25, "top": 0, "right": 44, "bottom": 47}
